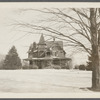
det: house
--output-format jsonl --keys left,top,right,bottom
{"left": 24, "top": 34, "right": 72, "bottom": 69}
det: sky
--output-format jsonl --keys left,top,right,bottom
{"left": 0, "top": 4, "right": 41, "bottom": 57}
{"left": 0, "top": 3, "right": 97, "bottom": 65}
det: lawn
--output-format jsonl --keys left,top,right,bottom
{"left": 0, "top": 69, "right": 92, "bottom": 93}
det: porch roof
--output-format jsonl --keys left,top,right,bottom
{"left": 24, "top": 57, "right": 71, "bottom": 61}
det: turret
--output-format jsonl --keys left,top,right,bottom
{"left": 38, "top": 34, "right": 46, "bottom": 51}
{"left": 38, "top": 34, "right": 46, "bottom": 45}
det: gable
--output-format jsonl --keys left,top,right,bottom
{"left": 46, "top": 41, "right": 63, "bottom": 48}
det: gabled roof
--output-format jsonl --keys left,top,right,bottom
{"left": 53, "top": 42, "right": 63, "bottom": 50}
{"left": 46, "top": 41, "right": 63, "bottom": 48}
{"left": 38, "top": 34, "right": 46, "bottom": 45}
{"left": 28, "top": 42, "right": 37, "bottom": 53}
{"left": 27, "top": 44, "right": 33, "bottom": 53}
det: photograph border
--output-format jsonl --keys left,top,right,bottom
{"left": 0, "top": 1, "right": 99, "bottom": 99}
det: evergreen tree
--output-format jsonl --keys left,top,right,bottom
{"left": 86, "top": 55, "right": 92, "bottom": 71}
{"left": 3, "top": 46, "right": 22, "bottom": 69}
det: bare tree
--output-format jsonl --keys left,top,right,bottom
{"left": 13, "top": 8, "right": 100, "bottom": 91}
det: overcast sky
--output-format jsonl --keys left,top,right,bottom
{"left": 0, "top": 3, "right": 98, "bottom": 65}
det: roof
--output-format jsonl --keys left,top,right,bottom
{"left": 27, "top": 44, "right": 33, "bottom": 53}
{"left": 46, "top": 41, "right": 63, "bottom": 48}
{"left": 28, "top": 34, "right": 65, "bottom": 54}
{"left": 53, "top": 42, "right": 63, "bottom": 50}
{"left": 38, "top": 34, "right": 46, "bottom": 45}
{"left": 24, "top": 57, "right": 71, "bottom": 61}
{"left": 28, "top": 42, "right": 37, "bottom": 53}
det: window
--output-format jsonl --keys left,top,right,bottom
{"left": 30, "top": 60, "right": 33, "bottom": 65}
{"left": 47, "top": 52, "right": 50, "bottom": 56}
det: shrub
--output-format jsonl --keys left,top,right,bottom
{"left": 86, "top": 55, "right": 92, "bottom": 71}
{"left": 61, "top": 65, "right": 66, "bottom": 69}
{"left": 29, "top": 64, "right": 38, "bottom": 69}
{"left": 44, "top": 64, "right": 61, "bottom": 69}
{"left": 74, "top": 65, "right": 79, "bottom": 69}
{"left": 44, "top": 66, "right": 53, "bottom": 69}
{"left": 86, "top": 62, "right": 92, "bottom": 71}
{"left": 53, "top": 65, "right": 61, "bottom": 69}
{"left": 66, "top": 65, "right": 70, "bottom": 69}
{"left": 61, "top": 64, "right": 69, "bottom": 69}
{"left": 86, "top": 65, "right": 92, "bottom": 71}
{"left": 22, "top": 65, "right": 29, "bottom": 69}
{"left": 44, "top": 63, "right": 54, "bottom": 69}
{"left": 79, "top": 65, "right": 86, "bottom": 70}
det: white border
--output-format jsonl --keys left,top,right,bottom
{"left": 0, "top": 2, "right": 100, "bottom": 98}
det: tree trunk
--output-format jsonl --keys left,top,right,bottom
{"left": 92, "top": 45, "right": 100, "bottom": 90}
{"left": 90, "top": 8, "right": 100, "bottom": 91}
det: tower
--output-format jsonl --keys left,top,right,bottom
{"left": 38, "top": 34, "right": 46, "bottom": 51}
{"left": 38, "top": 34, "right": 45, "bottom": 45}
{"left": 38, "top": 34, "right": 46, "bottom": 57}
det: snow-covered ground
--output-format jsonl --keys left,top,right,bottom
{"left": 0, "top": 69, "right": 92, "bottom": 93}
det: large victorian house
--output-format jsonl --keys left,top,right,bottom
{"left": 24, "top": 34, "right": 71, "bottom": 69}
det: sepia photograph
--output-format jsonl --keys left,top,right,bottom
{"left": 0, "top": 2, "right": 100, "bottom": 98}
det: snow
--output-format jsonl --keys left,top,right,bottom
{"left": 0, "top": 69, "right": 93, "bottom": 93}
